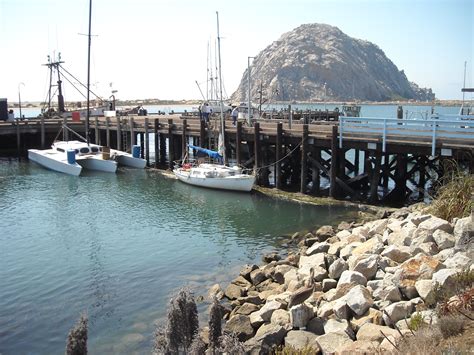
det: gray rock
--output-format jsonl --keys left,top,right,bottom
{"left": 418, "top": 216, "right": 453, "bottom": 233}
{"left": 208, "top": 283, "right": 225, "bottom": 300}
{"left": 224, "top": 314, "right": 255, "bottom": 342}
{"left": 240, "top": 264, "right": 259, "bottom": 280}
{"left": 353, "top": 255, "right": 379, "bottom": 280}
{"left": 324, "top": 318, "right": 349, "bottom": 334}
{"left": 235, "top": 303, "right": 260, "bottom": 316}
{"left": 382, "top": 301, "right": 413, "bottom": 325}
{"left": 270, "top": 309, "right": 290, "bottom": 326}
{"left": 414, "top": 279, "right": 435, "bottom": 304}
{"left": 443, "top": 253, "right": 472, "bottom": 271}
{"left": 259, "top": 299, "right": 285, "bottom": 322}
{"left": 328, "top": 258, "right": 348, "bottom": 279}
{"left": 432, "top": 268, "right": 458, "bottom": 289}
{"left": 298, "top": 253, "right": 326, "bottom": 270}
{"left": 432, "top": 229, "right": 455, "bottom": 250}
{"left": 307, "top": 317, "right": 325, "bottom": 335}
{"left": 339, "top": 242, "right": 363, "bottom": 259}
{"left": 316, "top": 332, "right": 353, "bottom": 354}
{"left": 322, "top": 278, "right": 337, "bottom": 292}
{"left": 289, "top": 303, "right": 314, "bottom": 329}
{"left": 250, "top": 268, "right": 267, "bottom": 286}
{"left": 337, "top": 270, "right": 367, "bottom": 287}
{"left": 410, "top": 242, "right": 439, "bottom": 256}
{"left": 314, "top": 225, "right": 335, "bottom": 241}
{"left": 345, "top": 285, "right": 374, "bottom": 316}
{"left": 306, "top": 242, "right": 330, "bottom": 255}
{"left": 454, "top": 216, "right": 474, "bottom": 252}
{"left": 381, "top": 245, "right": 411, "bottom": 263}
{"left": 225, "top": 283, "right": 245, "bottom": 300}
{"left": 284, "top": 330, "right": 321, "bottom": 351}
{"left": 386, "top": 230, "right": 412, "bottom": 247}
{"left": 251, "top": 323, "right": 289, "bottom": 348}
{"left": 356, "top": 323, "right": 399, "bottom": 343}
{"left": 333, "top": 297, "right": 351, "bottom": 320}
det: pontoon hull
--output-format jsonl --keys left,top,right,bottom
{"left": 111, "top": 150, "right": 147, "bottom": 168}
{"left": 76, "top": 156, "right": 118, "bottom": 173}
{"left": 28, "top": 149, "right": 82, "bottom": 176}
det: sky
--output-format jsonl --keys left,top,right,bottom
{"left": 0, "top": 0, "right": 472, "bottom": 103}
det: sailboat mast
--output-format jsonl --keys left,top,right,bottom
{"left": 216, "top": 11, "right": 226, "bottom": 162}
{"left": 86, "top": 0, "right": 92, "bottom": 145}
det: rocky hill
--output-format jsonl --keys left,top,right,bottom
{"left": 231, "top": 24, "right": 434, "bottom": 103}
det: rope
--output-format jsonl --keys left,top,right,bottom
{"left": 255, "top": 138, "right": 305, "bottom": 172}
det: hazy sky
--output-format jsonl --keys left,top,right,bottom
{"left": 1, "top": 0, "right": 472, "bottom": 102}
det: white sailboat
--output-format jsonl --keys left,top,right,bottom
{"left": 174, "top": 12, "right": 256, "bottom": 192}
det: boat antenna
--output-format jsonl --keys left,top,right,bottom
{"left": 86, "top": 0, "right": 92, "bottom": 145}
{"left": 216, "top": 11, "right": 226, "bottom": 163}
{"left": 462, "top": 61, "right": 467, "bottom": 107}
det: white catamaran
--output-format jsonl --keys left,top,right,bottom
{"left": 174, "top": 12, "right": 256, "bottom": 192}
{"left": 28, "top": 0, "right": 146, "bottom": 176}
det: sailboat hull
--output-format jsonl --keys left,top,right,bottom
{"left": 174, "top": 165, "right": 255, "bottom": 192}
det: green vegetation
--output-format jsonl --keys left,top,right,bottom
{"left": 275, "top": 345, "right": 320, "bottom": 354}
{"left": 429, "top": 159, "right": 473, "bottom": 221}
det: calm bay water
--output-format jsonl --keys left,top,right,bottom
{"left": 0, "top": 159, "right": 358, "bottom": 354}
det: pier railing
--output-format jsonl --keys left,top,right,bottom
{"left": 339, "top": 116, "right": 474, "bottom": 156}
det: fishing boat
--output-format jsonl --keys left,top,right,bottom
{"left": 174, "top": 12, "right": 256, "bottom": 192}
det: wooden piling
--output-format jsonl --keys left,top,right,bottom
{"left": 40, "top": 116, "right": 45, "bottom": 149}
{"left": 106, "top": 117, "right": 110, "bottom": 147}
{"left": 330, "top": 125, "right": 338, "bottom": 198}
{"left": 369, "top": 150, "right": 382, "bottom": 203}
{"left": 130, "top": 117, "right": 135, "bottom": 147}
{"left": 144, "top": 116, "right": 149, "bottom": 166}
{"left": 95, "top": 117, "right": 99, "bottom": 144}
{"left": 154, "top": 119, "right": 159, "bottom": 168}
{"left": 254, "top": 122, "right": 260, "bottom": 180}
{"left": 275, "top": 122, "right": 282, "bottom": 189}
{"left": 200, "top": 120, "right": 206, "bottom": 148}
{"left": 182, "top": 118, "right": 187, "bottom": 159}
{"left": 139, "top": 133, "right": 145, "bottom": 159}
{"left": 16, "top": 119, "right": 20, "bottom": 157}
{"left": 115, "top": 117, "right": 120, "bottom": 150}
{"left": 236, "top": 121, "right": 242, "bottom": 165}
{"left": 168, "top": 118, "right": 174, "bottom": 169}
{"left": 300, "top": 124, "right": 308, "bottom": 193}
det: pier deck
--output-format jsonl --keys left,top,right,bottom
{"left": 1, "top": 113, "right": 472, "bottom": 205}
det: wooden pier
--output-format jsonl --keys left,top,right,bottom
{"left": 1, "top": 111, "right": 473, "bottom": 205}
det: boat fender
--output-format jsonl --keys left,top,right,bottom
{"left": 67, "top": 149, "right": 76, "bottom": 164}
{"left": 132, "top": 145, "right": 141, "bottom": 158}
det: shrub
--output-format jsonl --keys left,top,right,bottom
{"left": 429, "top": 159, "right": 473, "bottom": 221}
{"left": 438, "top": 315, "right": 466, "bottom": 339}
{"left": 275, "top": 345, "right": 320, "bottom": 355}
{"left": 408, "top": 312, "right": 424, "bottom": 331}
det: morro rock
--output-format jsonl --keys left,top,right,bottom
{"left": 231, "top": 23, "right": 434, "bottom": 102}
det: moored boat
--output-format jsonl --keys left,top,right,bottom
{"left": 28, "top": 147, "right": 82, "bottom": 176}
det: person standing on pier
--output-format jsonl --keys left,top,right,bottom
{"left": 231, "top": 106, "right": 238, "bottom": 126}
{"left": 203, "top": 103, "right": 210, "bottom": 123}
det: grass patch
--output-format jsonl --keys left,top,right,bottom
{"left": 429, "top": 159, "right": 473, "bottom": 221}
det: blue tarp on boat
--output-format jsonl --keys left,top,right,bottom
{"left": 189, "top": 145, "right": 223, "bottom": 160}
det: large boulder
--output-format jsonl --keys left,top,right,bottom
{"left": 315, "top": 332, "right": 353, "bottom": 354}
{"left": 417, "top": 216, "right": 453, "bottom": 233}
{"left": 337, "top": 270, "right": 367, "bottom": 287}
{"left": 328, "top": 258, "right": 348, "bottom": 279}
{"left": 393, "top": 254, "right": 444, "bottom": 298}
{"left": 224, "top": 314, "right": 255, "bottom": 342}
{"left": 284, "top": 330, "right": 321, "bottom": 351}
{"left": 345, "top": 285, "right": 374, "bottom": 316}
{"left": 356, "top": 323, "right": 399, "bottom": 343}
{"left": 289, "top": 303, "right": 314, "bottom": 329}
{"left": 382, "top": 301, "right": 413, "bottom": 324}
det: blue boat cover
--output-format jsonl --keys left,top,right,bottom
{"left": 189, "top": 145, "right": 223, "bottom": 160}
